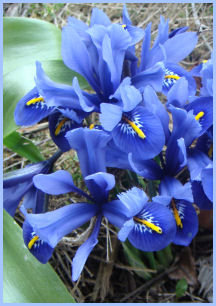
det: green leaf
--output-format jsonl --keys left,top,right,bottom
{"left": 176, "top": 278, "right": 188, "bottom": 298}
{"left": 3, "top": 131, "right": 44, "bottom": 162}
{"left": 3, "top": 210, "right": 76, "bottom": 303}
{"left": 123, "top": 240, "right": 154, "bottom": 280}
{"left": 3, "top": 17, "right": 90, "bottom": 138}
{"left": 3, "top": 17, "right": 61, "bottom": 75}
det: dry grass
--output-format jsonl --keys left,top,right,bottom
{"left": 3, "top": 3, "right": 213, "bottom": 303}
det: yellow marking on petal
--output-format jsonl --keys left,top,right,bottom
{"left": 134, "top": 217, "right": 163, "bottom": 234}
{"left": 123, "top": 116, "right": 146, "bottom": 139}
{"left": 55, "top": 118, "right": 69, "bottom": 136}
{"left": 208, "top": 144, "right": 213, "bottom": 158}
{"left": 28, "top": 235, "right": 39, "bottom": 250}
{"left": 195, "top": 111, "right": 204, "bottom": 121}
{"left": 171, "top": 200, "right": 183, "bottom": 229}
{"left": 26, "top": 97, "right": 44, "bottom": 106}
{"left": 89, "top": 124, "right": 95, "bottom": 130}
{"left": 122, "top": 24, "right": 127, "bottom": 29}
{"left": 165, "top": 75, "right": 181, "bottom": 80}
{"left": 202, "top": 60, "right": 208, "bottom": 63}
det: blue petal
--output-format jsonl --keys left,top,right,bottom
{"left": 100, "top": 103, "right": 123, "bottom": 131}
{"left": 177, "top": 138, "right": 187, "bottom": 168}
{"left": 72, "top": 215, "right": 102, "bottom": 281}
{"left": 163, "top": 32, "right": 198, "bottom": 63}
{"left": 169, "top": 26, "right": 188, "bottom": 38}
{"left": 102, "top": 200, "right": 127, "bottom": 228}
{"left": 132, "top": 62, "right": 165, "bottom": 92}
{"left": 49, "top": 112, "right": 81, "bottom": 152}
{"left": 191, "top": 180, "right": 213, "bottom": 210}
{"left": 163, "top": 63, "right": 196, "bottom": 96}
{"left": 172, "top": 200, "right": 198, "bottom": 246}
{"left": 14, "top": 86, "right": 54, "bottom": 126}
{"left": 139, "top": 23, "right": 152, "bottom": 71}
{"left": 22, "top": 186, "right": 46, "bottom": 214}
{"left": 117, "top": 187, "right": 148, "bottom": 218}
{"left": 33, "top": 170, "right": 91, "bottom": 200}
{"left": 23, "top": 221, "right": 54, "bottom": 264}
{"left": 112, "top": 106, "right": 165, "bottom": 160}
{"left": 21, "top": 203, "right": 98, "bottom": 248}
{"left": 62, "top": 25, "right": 100, "bottom": 93}
{"left": 142, "top": 85, "right": 170, "bottom": 141}
{"left": 3, "top": 181, "right": 32, "bottom": 217}
{"left": 122, "top": 5, "right": 132, "bottom": 25}
{"left": 85, "top": 172, "right": 115, "bottom": 203}
{"left": 159, "top": 176, "right": 193, "bottom": 203}
{"left": 184, "top": 96, "right": 213, "bottom": 136}
{"left": 118, "top": 219, "right": 134, "bottom": 241}
{"left": 201, "top": 166, "right": 213, "bottom": 202}
{"left": 128, "top": 202, "right": 176, "bottom": 252}
{"left": 153, "top": 16, "right": 169, "bottom": 47}
{"left": 128, "top": 153, "right": 163, "bottom": 180}
{"left": 90, "top": 8, "right": 111, "bottom": 27}
{"left": 187, "top": 149, "right": 212, "bottom": 180}
{"left": 167, "top": 77, "right": 189, "bottom": 108}
{"left": 66, "top": 128, "right": 111, "bottom": 180}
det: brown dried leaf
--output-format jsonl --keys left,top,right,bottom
{"left": 168, "top": 247, "right": 198, "bottom": 286}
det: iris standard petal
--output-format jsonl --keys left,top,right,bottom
{"left": 167, "top": 77, "right": 189, "bottom": 108}
{"left": 62, "top": 26, "right": 100, "bottom": 92}
{"left": 163, "top": 32, "right": 198, "bottom": 63}
{"left": 128, "top": 202, "right": 176, "bottom": 252}
{"left": 72, "top": 215, "right": 102, "bottom": 281}
{"left": 168, "top": 26, "right": 188, "bottom": 38}
{"left": 132, "top": 62, "right": 165, "bottom": 92}
{"left": 33, "top": 170, "right": 92, "bottom": 200}
{"left": 102, "top": 200, "right": 127, "bottom": 228}
{"left": 14, "top": 86, "right": 54, "bottom": 126}
{"left": 21, "top": 203, "right": 99, "bottom": 248}
{"left": 23, "top": 221, "right": 54, "bottom": 264}
{"left": 112, "top": 106, "right": 165, "bottom": 160}
{"left": 85, "top": 172, "right": 115, "bottom": 203}
{"left": 159, "top": 176, "right": 193, "bottom": 203}
{"left": 22, "top": 186, "right": 46, "bottom": 214}
{"left": 100, "top": 103, "right": 123, "bottom": 131}
{"left": 90, "top": 7, "right": 111, "bottom": 27}
{"left": 66, "top": 128, "right": 111, "bottom": 180}
{"left": 142, "top": 85, "right": 170, "bottom": 141}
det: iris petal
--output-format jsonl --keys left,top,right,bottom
{"left": 72, "top": 215, "right": 102, "bottom": 281}
{"left": 112, "top": 106, "right": 165, "bottom": 160}
{"left": 23, "top": 221, "right": 54, "bottom": 264}
{"left": 128, "top": 202, "right": 176, "bottom": 252}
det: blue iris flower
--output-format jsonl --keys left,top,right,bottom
{"left": 153, "top": 176, "right": 198, "bottom": 246}
{"left": 21, "top": 170, "right": 114, "bottom": 280}
{"left": 14, "top": 61, "right": 99, "bottom": 128}
{"left": 3, "top": 150, "right": 62, "bottom": 217}
{"left": 62, "top": 6, "right": 144, "bottom": 100}
{"left": 99, "top": 80, "right": 165, "bottom": 159}
{"left": 138, "top": 17, "right": 198, "bottom": 96}
{"left": 103, "top": 187, "right": 176, "bottom": 251}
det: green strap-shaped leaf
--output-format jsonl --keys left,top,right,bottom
{"left": 3, "top": 131, "right": 44, "bottom": 162}
{"left": 3, "top": 210, "right": 76, "bottom": 303}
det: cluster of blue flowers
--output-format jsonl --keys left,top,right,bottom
{"left": 4, "top": 6, "right": 213, "bottom": 282}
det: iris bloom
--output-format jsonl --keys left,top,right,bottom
{"left": 14, "top": 62, "right": 100, "bottom": 149}
{"left": 153, "top": 176, "right": 198, "bottom": 246}
{"left": 3, "top": 151, "right": 62, "bottom": 217}
{"left": 139, "top": 16, "right": 198, "bottom": 95}
{"left": 103, "top": 187, "right": 176, "bottom": 251}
